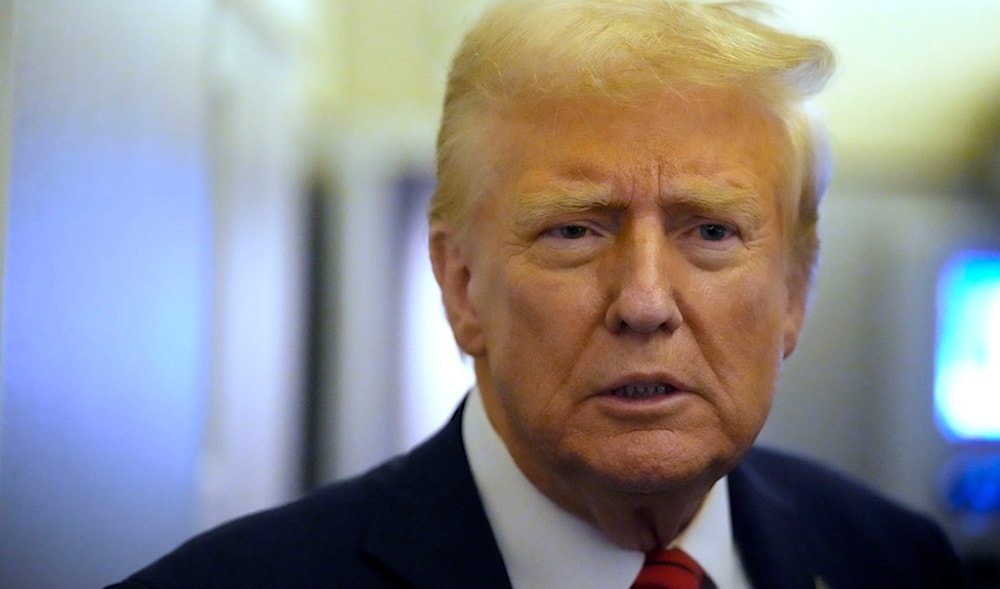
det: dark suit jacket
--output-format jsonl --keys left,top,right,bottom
{"left": 107, "top": 408, "right": 968, "bottom": 589}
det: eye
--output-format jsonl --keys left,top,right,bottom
{"left": 536, "top": 221, "right": 608, "bottom": 257}
{"left": 698, "top": 223, "right": 734, "bottom": 242}
{"left": 553, "top": 224, "right": 590, "bottom": 239}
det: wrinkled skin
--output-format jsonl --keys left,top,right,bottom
{"left": 431, "top": 89, "right": 808, "bottom": 549}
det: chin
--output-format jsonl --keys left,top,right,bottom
{"left": 583, "top": 441, "right": 732, "bottom": 497}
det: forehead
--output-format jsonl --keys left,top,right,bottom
{"left": 481, "top": 89, "right": 786, "bottom": 215}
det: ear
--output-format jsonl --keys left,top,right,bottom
{"left": 782, "top": 275, "right": 810, "bottom": 359}
{"left": 429, "top": 223, "right": 486, "bottom": 356}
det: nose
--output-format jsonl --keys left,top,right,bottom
{"left": 604, "top": 223, "right": 683, "bottom": 334}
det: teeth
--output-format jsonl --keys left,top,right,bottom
{"left": 612, "top": 384, "right": 673, "bottom": 398}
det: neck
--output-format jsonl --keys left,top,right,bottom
{"left": 531, "top": 462, "right": 712, "bottom": 551}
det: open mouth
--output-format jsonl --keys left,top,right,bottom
{"left": 610, "top": 384, "right": 677, "bottom": 399}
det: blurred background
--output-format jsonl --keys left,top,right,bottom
{"left": 2, "top": 1, "right": 1000, "bottom": 587}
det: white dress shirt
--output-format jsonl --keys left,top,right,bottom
{"left": 462, "top": 388, "right": 752, "bottom": 588}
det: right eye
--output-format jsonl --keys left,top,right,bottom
{"left": 550, "top": 224, "right": 591, "bottom": 239}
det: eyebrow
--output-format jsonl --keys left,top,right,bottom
{"left": 510, "top": 178, "right": 767, "bottom": 233}
{"left": 665, "top": 181, "right": 767, "bottom": 229}
{"left": 511, "top": 183, "right": 621, "bottom": 233}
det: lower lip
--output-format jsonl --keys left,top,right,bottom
{"left": 596, "top": 388, "right": 693, "bottom": 413}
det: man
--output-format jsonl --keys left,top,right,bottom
{"left": 108, "top": 1, "right": 968, "bottom": 587}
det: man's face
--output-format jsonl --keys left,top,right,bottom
{"left": 433, "top": 89, "right": 807, "bottom": 506}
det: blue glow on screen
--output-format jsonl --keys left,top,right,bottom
{"left": 935, "top": 252, "right": 1000, "bottom": 441}
{"left": 945, "top": 455, "right": 1000, "bottom": 514}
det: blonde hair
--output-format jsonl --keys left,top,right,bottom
{"left": 430, "top": 0, "right": 834, "bottom": 286}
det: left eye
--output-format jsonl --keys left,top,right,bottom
{"left": 698, "top": 224, "right": 732, "bottom": 241}
{"left": 553, "top": 225, "right": 590, "bottom": 239}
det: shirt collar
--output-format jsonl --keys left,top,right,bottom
{"left": 462, "top": 387, "right": 748, "bottom": 589}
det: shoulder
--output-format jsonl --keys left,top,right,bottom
{"left": 108, "top": 410, "right": 481, "bottom": 589}
{"left": 109, "top": 455, "right": 411, "bottom": 589}
{"left": 731, "top": 446, "right": 968, "bottom": 588}
{"left": 736, "top": 446, "right": 936, "bottom": 527}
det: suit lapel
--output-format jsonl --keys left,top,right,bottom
{"left": 361, "top": 415, "right": 847, "bottom": 588}
{"left": 729, "top": 449, "right": 831, "bottom": 589}
{"left": 362, "top": 406, "right": 512, "bottom": 589}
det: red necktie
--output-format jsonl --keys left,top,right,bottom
{"left": 630, "top": 548, "right": 712, "bottom": 589}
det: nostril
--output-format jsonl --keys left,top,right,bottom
{"left": 604, "top": 288, "right": 683, "bottom": 334}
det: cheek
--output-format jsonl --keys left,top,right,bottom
{"left": 694, "top": 270, "right": 788, "bottom": 392}
{"left": 474, "top": 265, "right": 551, "bottom": 382}
{"left": 488, "top": 268, "right": 597, "bottom": 394}
{"left": 692, "top": 284, "right": 783, "bottom": 451}
{"left": 731, "top": 284, "right": 787, "bottom": 422}
{"left": 503, "top": 262, "right": 593, "bottom": 333}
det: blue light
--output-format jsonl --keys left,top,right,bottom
{"left": 935, "top": 252, "right": 1000, "bottom": 441}
{"left": 944, "top": 455, "right": 1000, "bottom": 515}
